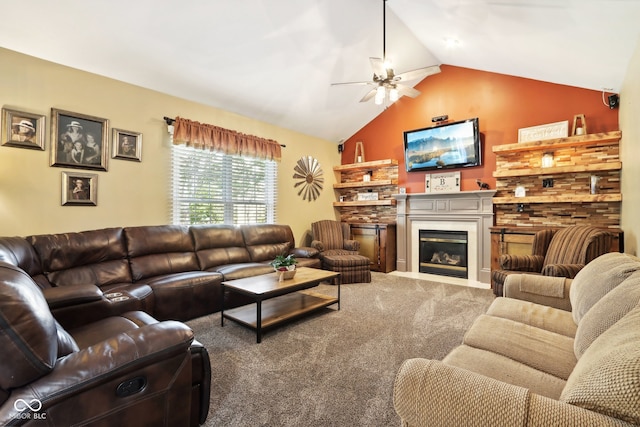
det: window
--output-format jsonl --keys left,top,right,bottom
{"left": 171, "top": 145, "right": 277, "bottom": 225}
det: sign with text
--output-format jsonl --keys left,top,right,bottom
{"left": 425, "top": 171, "right": 461, "bottom": 193}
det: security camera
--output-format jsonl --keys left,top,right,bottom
{"left": 338, "top": 139, "right": 345, "bottom": 153}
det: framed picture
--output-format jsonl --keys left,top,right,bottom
{"left": 51, "top": 108, "right": 109, "bottom": 171}
{"left": 112, "top": 128, "right": 142, "bottom": 161}
{"left": 61, "top": 171, "right": 98, "bottom": 206}
{"left": 1, "top": 107, "right": 46, "bottom": 150}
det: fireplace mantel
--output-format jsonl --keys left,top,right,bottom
{"left": 393, "top": 190, "right": 496, "bottom": 284}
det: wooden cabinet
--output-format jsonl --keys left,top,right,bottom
{"left": 349, "top": 223, "right": 396, "bottom": 273}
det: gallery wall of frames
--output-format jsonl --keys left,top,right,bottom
{"left": 1, "top": 106, "right": 142, "bottom": 206}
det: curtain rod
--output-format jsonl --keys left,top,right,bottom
{"left": 163, "top": 116, "right": 285, "bottom": 147}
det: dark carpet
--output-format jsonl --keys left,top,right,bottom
{"left": 187, "top": 272, "right": 495, "bottom": 426}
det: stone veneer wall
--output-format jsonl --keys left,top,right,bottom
{"left": 494, "top": 140, "right": 621, "bottom": 228}
{"left": 336, "top": 165, "right": 398, "bottom": 223}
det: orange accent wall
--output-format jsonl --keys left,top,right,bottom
{"left": 342, "top": 65, "right": 619, "bottom": 193}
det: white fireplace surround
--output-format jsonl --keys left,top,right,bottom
{"left": 411, "top": 221, "right": 478, "bottom": 281}
{"left": 394, "top": 190, "right": 496, "bottom": 284}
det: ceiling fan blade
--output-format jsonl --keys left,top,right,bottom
{"left": 331, "top": 81, "right": 374, "bottom": 86}
{"left": 360, "top": 88, "right": 378, "bottom": 103}
{"left": 394, "top": 65, "right": 441, "bottom": 83}
{"left": 369, "top": 57, "right": 387, "bottom": 79}
{"left": 396, "top": 84, "right": 421, "bottom": 98}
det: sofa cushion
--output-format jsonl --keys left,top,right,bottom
{"left": 0, "top": 236, "right": 50, "bottom": 288}
{"left": 560, "top": 301, "right": 640, "bottom": 424}
{"left": 145, "top": 271, "right": 223, "bottom": 321}
{"left": 486, "top": 297, "right": 577, "bottom": 338}
{"left": 125, "top": 225, "right": 199, "bottom": 281}
{"left": 28, "top": 228, "right": 132, "bottom": 287}
{"left": 191, "top": 225, "right": 251, "bottom": 269}
{"left": 0, "top": 262, "right": 57, "bottom": 389}
{"left": 213, "top": 262, "right": 274, "bottom": 280}
{"left": 574, "top": 271, "right": 640, "bottom": 359}
{"left": 444, "top": 344, "right": 566, "bottom": 399}
{"left": 241, "top": 224, "right": 293, "bottom": 262}
{"left": 570, "top": 252, "right": 640, "bottom": 324}
{"left": 462, "top": 314, "right": 576, "bottom": 380}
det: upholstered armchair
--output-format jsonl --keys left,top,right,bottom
{"left": 311, "top": 220, "right": 371, "bottom": 283}
{"left": 310, "top": 220, "right": 360, "bottom": 256}
{"left": 0, "top": 261, "right": 210, "bottom": 426}
{"left": 491, "top": 225, "right": 612, "bottom": 296}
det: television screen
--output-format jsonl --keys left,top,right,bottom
{"left": 404, "top": 118, "right": 481, "bottom": 172}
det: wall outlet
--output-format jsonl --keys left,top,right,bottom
{"left": 543, "top": 178, "right": 554, "bottom": 188}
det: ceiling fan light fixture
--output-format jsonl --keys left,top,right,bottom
{"left": 375, "top": 86, "right": 386, "bottom": 104}
{"left": 389, "top": 87, "right": 399, "bottom": 102}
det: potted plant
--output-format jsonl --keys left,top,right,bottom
{"left": 270, "top": 254, "right": 298, "bottom": 280}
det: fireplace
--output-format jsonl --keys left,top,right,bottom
{"left": 394, "top": 191, "right": 496, "bottom": 284}
{"left": 419, "top": 230, "right": 468, "bottom": 279}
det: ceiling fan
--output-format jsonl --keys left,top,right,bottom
{"left": 332, "top": 0, "right": 441, "bottom": 105}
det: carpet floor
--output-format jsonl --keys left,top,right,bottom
{"left": 187, "top": 272, "right": 495, "bottom": 426}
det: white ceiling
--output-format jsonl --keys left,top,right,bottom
{"left": 1, "top": 0, "right": 639, "bottom": 143}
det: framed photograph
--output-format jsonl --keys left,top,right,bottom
{"left": 61, "top": 171, "right": 97, "bottom": 206}
{"left": 1, "top": 107, "right": 46, "bottom": 150}
{"left": 51, "top": 108, "right": 109, "bottom": 171}
{"left": 112, "top": 128, "right": 142, "bottom": 161}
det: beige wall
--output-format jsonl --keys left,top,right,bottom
{"left": 0, "top": 48, "right": 339, "bottom": 244}
{"left": 620, "top": 36, "right": 640, "bottom": 256}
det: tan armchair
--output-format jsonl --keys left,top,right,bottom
{"left": 491, "top": 225, "right": 612, "bottom": 296}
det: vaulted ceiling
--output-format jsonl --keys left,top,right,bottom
{"left": 1, "top": 0, "right": 638, "bottom": 143}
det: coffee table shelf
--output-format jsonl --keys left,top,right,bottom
{"left": 222, "top": 291, "right": 338, "bottom": 329}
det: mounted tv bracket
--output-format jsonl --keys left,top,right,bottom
{"left": 432, "top": 115, "right": 449, "bottom": 123}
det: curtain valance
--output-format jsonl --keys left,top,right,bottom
{"left": 172, "top": 117, "right": 281, "bottom": 161}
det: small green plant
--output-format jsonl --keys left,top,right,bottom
{"left": 270, "top": 254, "right": 298, "bottom": 271}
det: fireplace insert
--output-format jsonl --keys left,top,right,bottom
{"left": 419, "top": 229, "right": 468, "bottom": 279}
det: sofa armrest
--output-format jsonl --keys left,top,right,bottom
{"left": 393, "top": 359, "right": 625, "bottom": 427}
{"left": 344, "top": 239, "right": 360, "bottom": 251}
{"left": 504, "top": 274, "right": 572, "bottom": 311}
{"left": 499, "top": 254, "right": 544, "bottom": 272}
{"left": 290, "top": 246, "right": 319, "bottom": 258}
{"left": 310, "top": 240, "right": 324, "bottom": 252}
{"left": 0, "top": 321, "right": 195, "bottom": 426}
{"left": 541, "top": 263, "right": 584, "bottom": 278}
{"left": 42, "top": 284, "right": 103, "bottom": 309}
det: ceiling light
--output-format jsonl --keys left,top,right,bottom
{"left": 444, "top": 37, "right": 460, "bottom": 48}
{"left": 375, "top": 86, "right": 386, "bottom": 104}
{"left": 389, "top": 87, "right": 399, "bottom": 102}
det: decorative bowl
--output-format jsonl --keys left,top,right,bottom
{"left": 276, "top": 266, "right": 296, "bottom": 281}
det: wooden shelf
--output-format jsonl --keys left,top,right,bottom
{"left": 333, "top": 159, "right": 398, "bottom": 172}
{"left": 493, "top": 194, "right": 622, "bottom": 204}
{"left": 492, "top": 131, "right": 621, "bottom": 154}
{"left": 493, "top": 161, "right": 622, "bottom": 178}
{"left": 333, "top": 179, "right": 397, "bottom": 189}
{"left": 333, "top": 199, "right": 397, "bottom": 207}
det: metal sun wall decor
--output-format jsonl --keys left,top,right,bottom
{"left": 293, "top": 156, "right": 324, "bottom": 201}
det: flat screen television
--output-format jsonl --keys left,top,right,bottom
{"left": 404, "top": 118, "right": 481, "bottom": 172}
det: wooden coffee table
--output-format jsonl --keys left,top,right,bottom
{"left": 220, "top": 267, "right": 340, "bottom": 343}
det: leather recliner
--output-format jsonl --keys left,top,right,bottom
{"left": 0, "top": 261, "right": 210, "bottom": 426}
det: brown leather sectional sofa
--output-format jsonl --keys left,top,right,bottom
{"left": 0, "top": 223, "right": 320, "bottom": 426}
